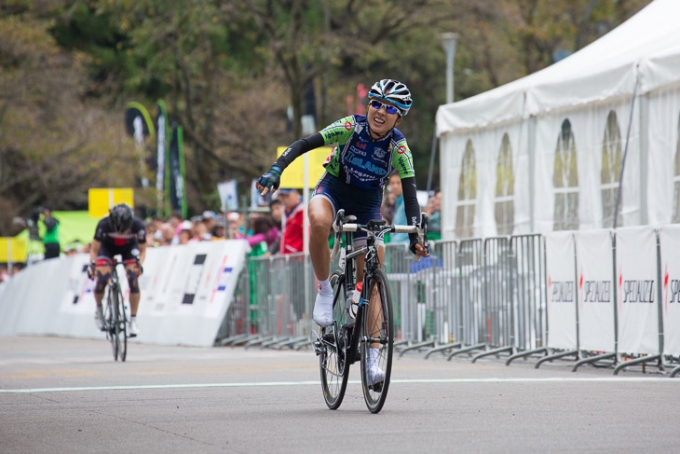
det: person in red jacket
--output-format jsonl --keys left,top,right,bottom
{"left": 277, "top": 188, "right": 304, "bottom": 254}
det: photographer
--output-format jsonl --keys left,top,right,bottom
{"left": 41, "top": 206, "right": 61, "bottom": 260}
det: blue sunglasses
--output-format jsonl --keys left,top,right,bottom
{"left": 369, "top": 100, "right": 400, "bottom": 115}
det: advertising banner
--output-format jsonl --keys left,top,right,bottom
{"left": 615, "top": 226, "right": 660, "bottom": 355}
{"left": 167, "top": 123, "right": 187, "bottom": 217}
{"left": 0, "top": 240, "right": 249, "bottom": 347}
{"left": 545, "top": 231, "right": 577, "bottom": 349}
{"left": 658, "top": 225, "right": 680, "bottom": 355}
{"left": 575, "top": 230, "right": 615, "bottom": 352}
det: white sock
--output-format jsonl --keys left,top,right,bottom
{"left": 368, "top": 348, "right": 379, "bottom": 367}
{"left": 318, "top": 278, "right": 332, "bottom": 295}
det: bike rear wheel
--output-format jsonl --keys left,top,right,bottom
{"left": 105, "top": 288, "right": 119, "bottom": 361}
{"left": 360, "top": 268, "right": 394, "bottom": 414}
{"left": 319, "top": 271, "right": 351, "bottom": 410}
{"left": 115, "top": 284, "right": 128, "bottom": 362}
{"left": 108, "top": 284, "right": 128, "bottom": 362}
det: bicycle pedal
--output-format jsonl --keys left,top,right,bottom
{"left": 369, "top": 382, "right": 384, "bottom": 392}
{"left": 312, "top": 340, "right": 325, "bottom": 356}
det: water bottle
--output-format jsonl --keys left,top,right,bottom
{"left": 348, "top": 281, "right": 362, "bottom": 320}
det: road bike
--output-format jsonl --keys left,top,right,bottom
{"left": 103, "top": 259, "right": 128, "bottom": 362}
{"left": 313, "top": 209, "right": 428, "bottom": 413}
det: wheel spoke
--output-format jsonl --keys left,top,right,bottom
{"left": 319, "top": 271, "right": 350, "bottom": 410}
{"left": 360, "top": 269, "right": 394, "bottom": 413}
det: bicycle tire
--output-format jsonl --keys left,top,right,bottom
{"left": 319, "top": 271, "right": 351, "bottom": 410}
{"left": 106, "top": 287, "right": 119, "bottom": 361}
{"left": 116, "top": 283, "right": 128, "bottom": 362}
{"left": 360, "top": 268, "right": 394, "bottom": 414}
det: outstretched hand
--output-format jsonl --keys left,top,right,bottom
{"left": 256, "top": 166, "right": 282, "bottom": 196}
{"left": 411, "top": 242, "right": 430, "bottom": 258}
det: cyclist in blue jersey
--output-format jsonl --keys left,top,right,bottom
{"left": 257, "top": 79, "right": 429, "bottom": 383}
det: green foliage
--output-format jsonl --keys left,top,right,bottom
{"left": 0, "top": 0, "right": 653, "bottom": 236}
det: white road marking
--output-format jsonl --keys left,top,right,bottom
{"left": 0, "top": 376, "right": 671, "bottom": 394}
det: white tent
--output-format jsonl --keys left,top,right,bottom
{"left": 436, "top": 0, "right": 680, "bottom": 239}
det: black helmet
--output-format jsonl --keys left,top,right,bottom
{"left": 109, "top": 203, "right": 133, "bottom": 232}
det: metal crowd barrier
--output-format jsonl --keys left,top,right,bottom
{"left": 217, "top": 235, "right": 548, "bottom": 359}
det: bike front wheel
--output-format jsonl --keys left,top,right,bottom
{"left": 360, "top": 268, "right": 394, "bottom": 414}
{"left": 109, "top": 284, "right": 128, "bottom": 362}
{"left": 114, "top": 284, "right": 128, "bottom": 362}
{"left": 319, "top": 271, "right": 351, "bottom": 410}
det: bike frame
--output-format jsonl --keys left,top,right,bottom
{"left": 332, "top": 215, "right": 427, "bottom": 365}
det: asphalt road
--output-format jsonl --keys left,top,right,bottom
{"left": 1, "top": 335, "right": 677, "bottom": 454}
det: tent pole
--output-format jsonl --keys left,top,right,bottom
{"left": 613, "top": 73, "right": 640, "bottom": 229}
{"left": 426, "top": 129, "right": 439, "bottom": 193}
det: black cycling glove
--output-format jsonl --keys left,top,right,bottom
{"left": 257, "top": 166, "right": 282, "bottom": 192}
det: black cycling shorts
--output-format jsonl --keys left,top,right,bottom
{"left": 312, "top": 173, "right": 383, "bottom": 245}
{"left": 96, "top": 241, "right": 140, "bottom": 265}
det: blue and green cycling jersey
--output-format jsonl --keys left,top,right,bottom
{"left": 271, "top": 114, "right": 422, "bottom": 245}
{"left": 319, "top": 115, "right": 415, "bottom": 190}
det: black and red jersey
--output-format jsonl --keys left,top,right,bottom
{"left": 94, "top": 217, "right": 146, "bottom": 248}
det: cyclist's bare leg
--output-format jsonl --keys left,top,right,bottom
{"left": 358, "top": 245, "right": 385, "bottom": 349}
{"left": 124, "top": 263, "right": 140, "bottom": 316}
{"left": 309, "top": 196, "right": 336, "bottom": 326}
{"left": 93, "top": 264, "right": 112, "bottom": 308}
{"left": 308, "top": 196, "right": 334, "bottom": 282}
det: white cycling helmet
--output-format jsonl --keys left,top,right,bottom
{"left": 368, "top": 79, "right": 413, "bottom": 116}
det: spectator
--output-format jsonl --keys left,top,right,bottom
{"left": 0, "top": 265, "right": 10, "bottom": 282}
{"left": 381, "top": 187, "right": 397, "bottom": 224}
{"left": 211, "top": 220, "right": 226, "bottom": 240}
{"left": 41, "top": 205, "right": 61, "bottom": 259}
{"left": 247, "top": 214, "right": 279, "bottom": 251}
{"left": 226, "top": 212, "right": 244, "bottom": 239}
{"left": 426, "top": 189, "right": 441, "bottom": 240}
{"left": 146, "top": 216, "right": 165, "bottom": 247}
{"left": 202, "top": 211, "right": 218, "bottom": 237}
{"left": 168, "top": 210, "right": 183, "bottom": 245}
{"left": 10, "top": 263, "right": 24, "bottom": 275}
{"left": 178, "top": 220, "right": 193, "bottom": 245}
{"left": 268, "top": 198, "right": 283, "bottom": 254}
{"left": 278, "top": 188, "right": 304, "bottom": 254}
{"left": 388, "top": 173, "right": 409, "bottom": 243}
{"left": 159, "top": 222, "right": 175, "bottom": 246}
{"left": 191, "top": 220, "right": 210, "bottom": 242}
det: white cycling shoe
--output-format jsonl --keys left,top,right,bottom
{"left": 95, "top": 307, "right": 105, "bottom": 331}
{"left": 128, "top": 318, "right": 139, "bottom": 337}
{"left": 313, "top": 290, "right": 334, "bottom": 327}
{"left": 367, "top": 348, "right": 386, "bottom": 385}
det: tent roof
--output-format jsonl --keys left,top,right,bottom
{"left": 436, "top": 0, "right": 680, "bottom": 135}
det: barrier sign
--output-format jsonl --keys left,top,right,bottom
{"left": 545, "top": 231, "right": 577, "bottom": 350}
{"left": 277, "top": 146, "right": 333, "bottom": 189}
{"left": 88, "top": 188, "right": 134, "bottom": 218}
{"left": 0, "top": 237, "right": 27, "bottom": 263}
{"left": 615, "top": 226, "right": 660, "bottom": 355}
{"left": 658, "top": 226, "right": 680, "bottom": 355}
{"left": 575, "top": 230, "right": 615, "bottom": 352}
{"left": 0, "top": 239, "right": 248, "bottom": 347}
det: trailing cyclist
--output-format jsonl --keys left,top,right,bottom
{"left": 89, "top": 203, "right": 147, "bottom": 337}
{"left": 257, "top": 78, "right": 429, "bottom": 385}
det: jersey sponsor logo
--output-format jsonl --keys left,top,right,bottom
{"left": 348, "top": 155, "right": 388, "bottom": 175}
{"left": 373, "top": 148, "right": 387, "bottom": 159}
{"left": 350, "top": 145, "right": 367, "bottom": 156}
{"left": 114, "top": 238, "right": 127, "bottom": 246}
{"left": 323, "top": 129, "right": 347, "bottom": 140}
{"left": 397, "top": 145, "right": 407, "bottom": 154}
{"left": 344, "top": 121, "right": 352, "bottom": 130}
